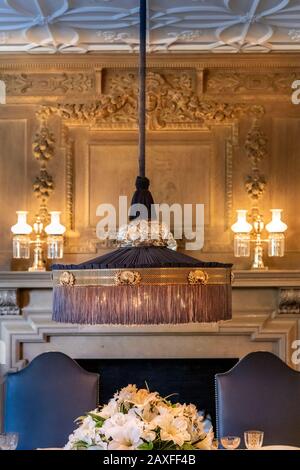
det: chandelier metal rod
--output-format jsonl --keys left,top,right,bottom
{"left": 138, "top": 0, "right": 146, "bottom": 178}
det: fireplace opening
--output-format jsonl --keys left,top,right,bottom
{"left": 76, "top": 358, "right": 238, "bottom": 429}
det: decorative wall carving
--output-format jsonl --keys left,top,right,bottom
{"left": 32, "top": 127, "right": 55, "bottom": 162}
{"left": 33, "top": 168, "right": 54, "bottom": 201}
{"left": 33, "top": 69, "right": 265, "bottom": 246}
{"left": 288, "top": 30, "right": 300, "bottom": 42}
{"left": 62, "top": 126, "right": 75, "bottom": 232}
{"left": 0, "top": 73, "right": 31, "bottom": 94}
{"left": 0, "top": 72, "right": 95, "bottom": 96}
{"left": 225, "top": 137, "right": 233, "bottom": 228}
{"left": 244, "top": 119, "right": 268, "bottom": 201}
{"left": 245, "top": 173, "right": 266, "bottom": 202}
{"left": 279, "top": 289, "right": 300, "bottom": 314}
{"left": 206, "top": 71, "right": 300, "bottom": 95}
{"left": 38, "top": 71, "right": 264, "bottom": 130}
{"left": 0, "top": 289, "right": 19, "bottom": 315}
{"left": 32, "top": 114, "right": 56, "bottom": 221}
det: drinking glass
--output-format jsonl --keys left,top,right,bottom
{"left": 211, "top": 438, "right": 219, "bottom": 450}
{"left": 244, "top": 430, "right": 264, "bottom": 450}
{"left": 0, "top": 433, "right": 19, "bottom": 450}
{"left": 220, "top": 436, "right": 241, "bottom": 450}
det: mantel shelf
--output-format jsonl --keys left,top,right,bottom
{"left": 0, "top": 271, "right": 53, "bottom": 288}
{"left": 0, "top": 270, "right": 300, "bottom": 289}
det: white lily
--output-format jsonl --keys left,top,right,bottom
{"left": 154, "top": 408, "right": 191, "bottom": 447}
{"left": 105, "top": 415, "right": 143, "bottom": 450}
{"left": 128, "top": 388, "right": 158, "bottom": 407}
{"left": 114, "top": 384, "right": 137, "bottom": 403}
{"left": 98, "top": 399, "right": 118, "bottom": 419}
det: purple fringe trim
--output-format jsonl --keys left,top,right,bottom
{"left": 52, "top": 285, "right": 232, "bottom": 325}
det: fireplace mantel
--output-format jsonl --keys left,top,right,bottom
{"left": 1, "top": 268, "right": 300, "bottom": 430}
{"left": 0, "top": 269, "right": 300, "bottom": 378}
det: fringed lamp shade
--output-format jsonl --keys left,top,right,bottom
{"left": 52, "top": 221, "right": 232, "bottom": 325}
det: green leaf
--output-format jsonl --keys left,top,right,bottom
{"left": 87, "top": 413, "right": 105, "bottom": 427}
{"left": 73, "top": 440, "right": 89, "bottom": 450}
{"left": 138, "top": 441, "right": 154, "bottom": 450}
{"left": 181, "top": 442, "right": 196, "bottom": 450}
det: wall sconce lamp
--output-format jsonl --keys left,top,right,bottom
{"left": 231, "top": 209, "right": 287, "bottom": 270}
{"left": 11, "top": 211, "right": 66, "bottom": 271}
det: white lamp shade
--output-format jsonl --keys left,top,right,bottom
{"left": 11, "top": 211, "right": 32, "bottom": 235}
{"left": 231, "top": 210, "right": 252, "bottom": 233}
{"left": 45, "top": 211, "right": 66, "bottom": 235}
{"left": 265, "top": 209, "right": 287, "bottom": 233}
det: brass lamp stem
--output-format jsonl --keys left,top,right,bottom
{"left": 28, "top": 216, "right": 46, "bottom": 272}
{"left": 251, "top": 215, "right": 268, "bottom": 270}
{"left": 251, "top": 234, "right": 267, "bottom": 270}
{"left": 28, "top": 235, "right": 46, "bottom": 272}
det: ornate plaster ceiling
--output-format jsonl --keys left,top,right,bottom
{"left": 0, "top": 0, "right": 300, "bottom": 53}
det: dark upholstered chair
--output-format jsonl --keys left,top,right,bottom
{"left": 4, "top": 352, "right": 99, "bottom": 449}
{"left": 215, "top": 351, "right": 300, "bottom": 446}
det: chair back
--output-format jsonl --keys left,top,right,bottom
{"left": 4, "top": 352, "right": 99, "bottom": 449}
{"left": 215, "top": 351, "right": 300, "bottom": 446}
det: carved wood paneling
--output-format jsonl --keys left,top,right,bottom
{"left": 38, "top": 70, "right": 264, "bottom": 130}
{"left": 0, "top": 72, "right": 95, "bottom": 96}
{"left": 0, "top": 55, "right": 299, "bottom": 269}
{"left": 244, "top": 119, "right": 268, "bottom": 202}
{"left": 206, "top": 70, "right": 300, "bottom": 96}
{"left": 32, "top": 113, "right": 55, "bottom": 221}
{"left": 0, "top": 116, "right": 28, "bottom": 269}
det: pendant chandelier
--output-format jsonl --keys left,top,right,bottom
{"left": 52, "top": 0, "right": 232, "bottom": 325}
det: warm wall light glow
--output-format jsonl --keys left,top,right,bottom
{"left": 11, "top": 211, "right": 32, "bottom": 235}
{"left": 231, "top": 208, "right": 288, "bottom": 265}
{"left": 11, "top": 210, "right": 66, "bottom": 267}
{"left": 265, "top": 209, "right": 287, "bottom": 233}
{"left": 231, "top": 210, "right": 252, "bottom": 258}
{"left": 47, "top": 236, "right": 64, "bottom": 259}
{"left": 233, "top": 233, "right": 251, "bottom": 257}
{"left": 45, "top": 211, "right": 66, "bottom": 235}
{"left": 11, "top": 211, "right": 32, "bottom": 259}
{"left": 231, "top": 210, "right": 252, "bottom": 233}
{"left": 12, "top": 235, "right": 30, "bottom": 259}
{"left": 45, "top": 212, "right": 65, "bottom": 259}
{"left": 266, "top": 209, "right": 287, "bottom": 257}
{"left": 268, "top": 233, "right": 285, "bottom": 257}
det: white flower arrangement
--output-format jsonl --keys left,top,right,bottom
{"left": 65, "top": 385, "right": 213, "bottom": 451}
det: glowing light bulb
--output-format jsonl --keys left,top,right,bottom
{"left": 45, "top": 212, "right": 66, "bottom": 235}
{"left": 231, "top": 210, "right": 252, "bottom": 233}
{"left": 265, "top": 209, "right": 287, "bottom": 233}
{"left": 11, "top": 211, "right": 32, "bottom": 235}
